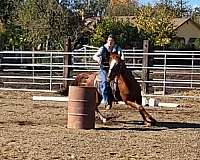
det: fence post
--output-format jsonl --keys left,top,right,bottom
{"left": 141, "top": 40, "right": 150, "bottom": 94}
{"left": 63, "top": 37, "right": 72, "bottom": 88}
{"left": 191, "top": 52, "right": 194, "bottom": 88}
{"left": 49, "top": 52, "right": 53, "bottom": 91}
{"left": 132, "top": 47, "right": 136, "bottom": 65}
{"left": 32, "top": 47, "right": 35, "bottom": 83}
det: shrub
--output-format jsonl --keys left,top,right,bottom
{"left": 90, "top": 17, "right": 141, "bottom": 48}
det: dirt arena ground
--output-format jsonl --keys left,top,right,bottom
{"left": 0, "top": 90, "right": 199, "bottom": 160}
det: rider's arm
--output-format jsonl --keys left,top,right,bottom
{"left": 93, "top": 46, "right": 103, "bottom": 64}
{"left": 117, "top": 46, "right": 124, "bottom": 60}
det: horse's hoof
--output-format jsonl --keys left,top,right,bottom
{"left": 102, "top": 118, "right": 107, "bottom": 124}
{"left": 144, "top": 119, "right": 157, "bottom": 126}
{"left": 105, "top": 105, "right": 111, "bottom": 110}
{"left": 151, "top": 119, "right": 157, "bottom": 125}
{"left": 146, "top": 123, "right": 152, "bottom": 127}
{"left": 144, "top": 121, "right": 152, "bottom": 127}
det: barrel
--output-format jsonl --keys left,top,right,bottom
{"left": 67, "top": 86, "right": 96, "bottom": 129}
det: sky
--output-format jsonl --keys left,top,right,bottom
{"left": 139, "top": 0, "right": 200, "bottom": 8}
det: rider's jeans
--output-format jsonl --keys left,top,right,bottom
{"left": 99, "top": 67, "right": 109, "bottom": 103}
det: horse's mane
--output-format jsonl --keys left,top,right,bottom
{"left": 119, "top": 60, "right": 142, "bottom": 104}
{"left": 120, "top": 61, "right": 139, "bottom": 84}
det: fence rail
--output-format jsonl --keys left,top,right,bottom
{"left": 0, "top": 48, "right": 200, "bottom": 98}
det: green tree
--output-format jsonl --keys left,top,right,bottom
{"left": 157, "top": 0, "right": 192, "bottom": 17}
{"left": 61, "top": 0, "right": 110, "bottom": 16}
{"left": 107, "top": 1, "right": 138, "bottom": 16}
{"left": 192, "top": 7, "right": 200, "bottom": 24}
{"left": 0, "top": 20, "right": 5, "bottom": 50}
{"left": 173, "top": 0, "right": 192, "bottom": 17}
{"left": 90, "top": 17, "right": 140, "bottom": 48}
{"left": 0, "top": 0, "right": 21, "bottom": 23}
{"left": 17, "top": 0, "right": 80, "bottom": 50}
{"left": 4, "top": 24, "right": 26, "bottom": 50}
{"left": 135, "top": 4, "right": 175, "bottom": 47}
{"left": 89, "top": 0, "right": 110, "bottom": 16}
{"left": 194, "top": 38, "right": 200, "bottom": 49}
{"left": 0, "top": 0, "right": 25, "bottom": 50}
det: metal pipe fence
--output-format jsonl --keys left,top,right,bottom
{"left": 0, "top": 49, "right": 200, "bottom": 98}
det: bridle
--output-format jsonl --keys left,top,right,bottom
{"left": 107, "top": 55, "right": 122, "bottom": 81}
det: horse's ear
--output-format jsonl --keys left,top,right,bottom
{"left": 116, "top": 53, "right": 122, "bottom": 60}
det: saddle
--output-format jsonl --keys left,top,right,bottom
{"left": 94, "top": 74, "right": 122, "bottom": 103}
{"left": 110, "top": 77, "right": 122, "bottom": 102}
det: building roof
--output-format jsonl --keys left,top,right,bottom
{"left": 83, "top": 16, "right": 200, "bottom": 35}
{"left": 172, "top": 17, "right": 200, "bottom": 30}
{"left": 106, "top": 16, "right": 200, "bottom": 30}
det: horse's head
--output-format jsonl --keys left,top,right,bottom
{"left": 107, "top": 53, "right": 123, "bottom": 81}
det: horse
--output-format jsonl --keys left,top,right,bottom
{"left": 107, "top": 53, "right": 156, "bottom": 126}
{"left": 59, "top": 53, "right": 156, "bottom": 126}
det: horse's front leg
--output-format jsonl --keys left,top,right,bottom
{"left": 95, "top": 106, "right": 107, "bottom": 123}
{"left": 126, "top": 100, "right": 156, "bottom": 126}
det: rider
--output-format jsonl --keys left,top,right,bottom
{"left": 93, "top": 34, "right": 124, "bottom": 105}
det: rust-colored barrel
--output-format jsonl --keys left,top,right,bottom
{"left": 67, "top": 86, "right": 96, "bottom": 129}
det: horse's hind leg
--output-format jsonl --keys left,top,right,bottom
{"left": 126, "top": 101, "right": 149, "bottom": 125}
{"left": 126, "top": 101, "right": 156, "bottom": 126}
{"left": 95, "top": 106, "right": 107, "bottom": 123}
{"left": 138, "top": 104, "right": 156, "bottom": 125}
{"left": 144, "top": 110, "right": 156, "bottom": 125}
{"left": 136, "top": 103, "right": 156, "bottom": 124}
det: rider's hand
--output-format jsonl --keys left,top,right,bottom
{"left": 97, "top": 59, "right": 101, "bottom": 64}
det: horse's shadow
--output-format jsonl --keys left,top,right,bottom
{"left": 154, "top": 121, "right": 200, "bottom": 129}
{"left": 96, "top": 120, "right": 200, "bottom": 131}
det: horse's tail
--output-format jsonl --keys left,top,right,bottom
{"left": 56, "top": 80, "right": 78, "bottom": 96}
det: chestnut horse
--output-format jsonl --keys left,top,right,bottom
{"left": 60, "top": 53, "right": 156, "bottom": 126}
{"left": 107, "top": 53, "right": 156, "bottom": 126}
